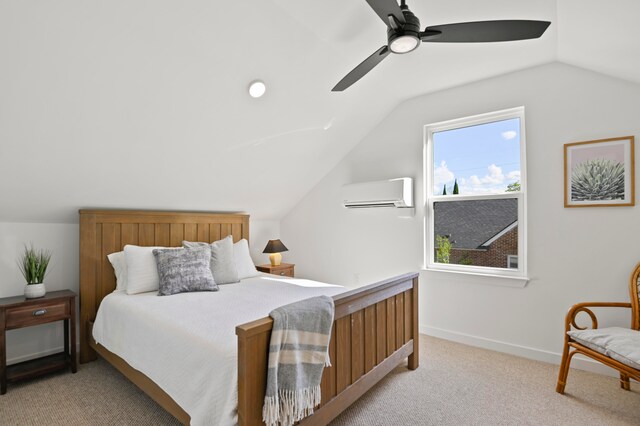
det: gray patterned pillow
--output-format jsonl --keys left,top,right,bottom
{"left": 152, "top": 246, "right": 218, "bottom": 296}
{"left": 183, "top": 235, "right": 240, "bottom": 285}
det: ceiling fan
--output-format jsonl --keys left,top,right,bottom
{"left": 332, "top": 0, "right": 551, "bottom": 91}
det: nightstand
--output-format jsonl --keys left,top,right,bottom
{"left": 256, "top": 263, "right": 295, "bottom": 278}
{"left": 1, "top": 290, "right": 77, "bottom": 395}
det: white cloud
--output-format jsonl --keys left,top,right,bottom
{"left": 467, "top": 164, "right": 504, "bottom": 186}
{"left": 507, "top": 170, "right": 521, "bottom": 180}
{"left": 484, "top": 164, "right": 504, "bottom": 184}
{"left": 433, "top": 160, "right": 454, "bottom": 186}
{"left": 438, "top": 164, "right": 518, "bottom": 195}
{"left": 459, "top": 164, "right": 509, "bottom": 194}
{"left": 501, "top": 130, "right": 517, "bottom": 140}
{"left": 458, "top": 184, "right": 507, "bottom": 195}
{"left": 469, "top": 175, "right": 481, "bottom": 186}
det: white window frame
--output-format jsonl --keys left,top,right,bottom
{"left": 423, "top": 106, "right": 527, "bottom": 280}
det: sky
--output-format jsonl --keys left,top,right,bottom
{"left": 432, "top": 118, "right": 521, "bottom": 195}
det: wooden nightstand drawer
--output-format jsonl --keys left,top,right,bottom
{"left": 256, "top": 263, "right": 295, "bottom": 278}
{"left": 274, "top": 268, "right": 294, "bottom": 277}
{"left": 6, "top": 301, "right": 69, "bottom": 329}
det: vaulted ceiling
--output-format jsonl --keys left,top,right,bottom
{"left": 0, "top": 0, "right": 638, "bottom": 223}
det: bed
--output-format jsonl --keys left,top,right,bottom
{"left": 79, "top": 209, "right": 419, "bottom": 425}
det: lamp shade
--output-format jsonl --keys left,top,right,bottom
{"left": 262, "top": 239, "right": 288, "bottom": 254}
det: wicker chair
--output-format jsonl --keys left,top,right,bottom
{"left": 556, "top": 263, "right": 640, "bottom": 394}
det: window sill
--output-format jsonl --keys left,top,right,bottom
{"left": 422, "top": 267, "right": 530, "bottom": 288}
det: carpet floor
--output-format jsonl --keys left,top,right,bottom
{"left": 1, "top": 335, "right": 639, "bottom": 425}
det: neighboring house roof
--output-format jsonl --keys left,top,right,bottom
{"left": 434, "top": 198, "right": 518, "bottom": 250}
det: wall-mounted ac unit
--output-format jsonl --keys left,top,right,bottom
{"left": 342, "top": 178, "right": 413, "bottom": 209}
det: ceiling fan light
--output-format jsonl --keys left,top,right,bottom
{"left": 389, "top": 35, "right": 419, "bottom": 54}
{"left": 248, "top": 80, "right": 266, "bottom": 98}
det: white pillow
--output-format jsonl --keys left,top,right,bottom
{"left": 234, "top": 239, "right": 260, "bottom": 280}
{"left": 107, "top": 251, "right": 128, "bottom": 292}
{"left": 183, "top": 236, "right": 239, "bottom": 284}
{"left": 124, "top": 245, "right": 178, "bottom": 295}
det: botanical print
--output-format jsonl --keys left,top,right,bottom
{"left": 570, "top": 143, "right": 625, "bottom": 201}
{"left": 564, "top": 137, "right": 635, "bottom": 207}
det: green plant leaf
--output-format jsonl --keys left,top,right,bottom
{"left": 17, "top": 244, "right": 52, "bottom": 284}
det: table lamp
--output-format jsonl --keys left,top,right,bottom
{"left": 263, "top": 239, "right": 288, "bottom": 266}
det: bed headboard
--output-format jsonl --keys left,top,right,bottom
{"left": 78, "top": 209, "right": 250, "bottom": 363}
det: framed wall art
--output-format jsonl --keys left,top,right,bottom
{"left": 564, "top": 136, "right": 635, "bottom": 207}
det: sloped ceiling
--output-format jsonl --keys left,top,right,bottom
{"left": 557, "top": 0, "right": 640, "bottom": 85}
{"left": 0, "top": 0, "right": 636, "bottom": 223}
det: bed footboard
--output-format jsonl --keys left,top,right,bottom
{"left": 236, "top": 272, "right": 420, "bottom": 426}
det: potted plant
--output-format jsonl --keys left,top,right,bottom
{"left": 18, "top": 244, "right": 52, "bottom": 298}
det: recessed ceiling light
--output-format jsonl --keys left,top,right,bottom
{"left": 248, "top": 80, "right": 266, "bottom": 98}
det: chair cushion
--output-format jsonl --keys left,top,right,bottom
{"left": 568, "top": 327, "right": 640, "bottom": 370}
{"left": 567, "top": 328, "right": 610, "bottom": 355}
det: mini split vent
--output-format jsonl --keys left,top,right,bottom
{"left": 342, "top": 178, "right": 413, "bottom": 209}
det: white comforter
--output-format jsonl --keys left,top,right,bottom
{"left": 92, "top": 274, "right": 344, "bottom": 426}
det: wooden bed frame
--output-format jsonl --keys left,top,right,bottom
{"left": 79, "top": 209, "right": 419, "bottom": 425}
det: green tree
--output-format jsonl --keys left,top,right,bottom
{"left": 442, "top": 184, "right": 447, "bottom": 195}
{"left": 435, "top": 235, "right": 451, "bottom": 264}
{"left": 459, "top": 252, "right": 473, "bottom": 265}
{"left": 453, "top": 179, "right": 459, "bottom": 194}
{"left": 506, "top": 181, "right": 521, "bottom": 192}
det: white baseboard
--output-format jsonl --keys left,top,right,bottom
{"left": 420, "top": 324, "right": 619, "bottom": 378}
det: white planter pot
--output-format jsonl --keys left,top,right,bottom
{"left": 25, "top": 283, "right": 46, "bottom": 299}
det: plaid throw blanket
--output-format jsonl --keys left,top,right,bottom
{"left": 263, "top": 295, "right": 335, "bottom": 426}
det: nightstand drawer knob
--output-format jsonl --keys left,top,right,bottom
{"left": 280, "top": 272, "right": 285, "bottom": 276}
{"left": 33, "top": 309, "right": 48, "bottom": 316}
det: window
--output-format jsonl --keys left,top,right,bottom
{"left": 424, "top": 107, "right": 526, "bottom": 278}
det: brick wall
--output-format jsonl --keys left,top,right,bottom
{"left": 448, "top": 226, "right": 518, "bottom": 268}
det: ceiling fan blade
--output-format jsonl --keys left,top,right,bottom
{"left": 332, "top": 46, "right": 390, "bottom": 92}
{"left": 365, "top": 0, "right": 406, "bottom": 28}
{"left": 422, "top": 20, "right": 550, "bottom": 43}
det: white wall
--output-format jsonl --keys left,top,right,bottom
{"left": 281, "top": 62, "right": 640, "bottom": 373}
{"left": 0, "top": 218, "right": 278, "bottom": 363}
